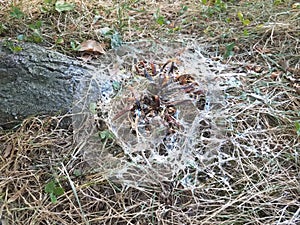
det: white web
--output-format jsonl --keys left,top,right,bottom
{"left": 72, "top": 40, "right": 236, "bottom": 188}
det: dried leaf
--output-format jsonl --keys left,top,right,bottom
{"left": 270, "top": 71, "right": 282, "bottom": 80}
{"left": 3, "top": 142, "right": 13, "bottom": 158}
{"left": 254, "top": 66, "right": 263, "bottom": 73}
{"left": 278, "top": 59, "right": 289, "bottom": 72}
{"left": 78, "top": 40, "right": 106, "bottom": 54}
{"left": 77, "top": 54, "right": 93, "bottom": 62}
{"left": 7, "top": 187, "right": 25, "bottom": 203}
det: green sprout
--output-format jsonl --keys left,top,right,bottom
{"left": 237, "top": 11, "right": 251, "bottom": 26}
{"left": 10, "top": 6, "right": 24, "bottom": 19}
{"left": 154, "top": 9, "right": 167, "bottom": 26}
{"left": 3, "top": 40, "right": 23, "bottom": 53}
{"left": 223, "top": 42, "right": 235, "bottom": 59}
{"left": 89, "top": 102, "right": 97, "bottom": 114}
{"left": 28, "top": 20, "right": 43, "bottom": 43}
{"left": 55, "top": 1, "right": 75, "bottom": 13}
{"left": 45, "top": 180, "right": 65, "bottom": 204}
{"left": 99, "top": 130, "right": 115, "bottom": 142}
{"left": 295, "top": 121, "right": 300, "bottom": 136}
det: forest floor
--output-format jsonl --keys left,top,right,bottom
{"left": 0, "top": 1, "right": 299, "bottom": 224}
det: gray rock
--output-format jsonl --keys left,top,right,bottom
{"left": 0, "top": 41, "right": 93, "bottom": 129}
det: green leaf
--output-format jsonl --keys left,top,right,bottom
{"left": 214, "top": 0, "right": 227, "bottom": 10}
{"left": 45, "top": 180, "right": 64, "bottom": 203}
{"left": 45, "top": 181, "right": 55, "bottom": 193}
{"left": 40, "top": 7, "right": 48, "bottom": 13}
{"left": 171, "top": 26, "right": 181, "bottom": 32}
{"left": 295, "top": 121, "right": 300, "bottom": 136}
{"left": 55, "top": 1, "right": 75, "bottom": 13}
{"left": 44, "top": 0, "right": 55, "bottom": 3}
{"left": 273, "top": 0, "right": 283, "bottom": 6}
{"left": 73, "top": 169, "right": 82, "bottom": 177}
{"left": 56, "top": 37, "right": 64, "bottom": 44}
{"left": 12, "top": 45, "right": 22, "bottom": 52}
{"left": 181, "top": 5, "right": 188, "bottom": 11}
{"left": 243, "top": 29, "right": 249, "bottom": 36}
{"left": 41, "top": 0, "right": 55, "bottom": 13}
{"left": 70, "top": 41, "right": 80, "bottom": 51}
{"left": 29, "top": 21, "right": 42, "bottom": 30}
{"left": 3, "top": 40, "right": 23, "bottom": 53}
{"left": 10, "top": 6, "right": 24, "bottom": 19}
{"left": 179, "top": 5, "right": 188, "bottom": 15}
{"left": 110, "top": 32, "right": 122, "bottom": 48}
{"left": 242, "top": 19, "right": 251, "bottom": 26}
{"left": 112, "top": 81, "right": 121, "bottom": 91}
{"left": 154, "top": 9, "right": 166, "bottom": 26}
{"left": 45, "top": 180, "right": 64, "bottom": 195}
{"left": 223, "top": 42, "right": 235, "bottom": 59}
{"left": 89, "top": 102, "right": 97, "bottom": 114}
{"left": 53, "top": 186, "right": 64, "bottom": 196}
{"left": 29, "top": 32, "right": 43, "bottom": 43}
{"left": 50, "top": 192, "right": 57, "bottom": 203}
{"left": 0, "top": 23, "right": 7, "bottom": 34}
{"left": 156, "top": 16, "right": 165, "bottom": 26}
{"left": 237, "top": 12, "right": 244, "bottom": 21}
{"left": 99, "top": 130, "right": 115, "bottom": 141}
{"left": 99, "top": 131, "right": 106, "bottom": 140}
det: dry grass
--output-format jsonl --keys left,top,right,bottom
{"left": 1, "top": 0, "right": 300, "bottom": 224}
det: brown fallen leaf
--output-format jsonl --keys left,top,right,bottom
{"left": 254, "top": 65, "right": 263, "bottom": 73}
{"left": 78, "top": 40, "right": 106, "bottom": 54}
{"left": 2, "top": 142, "right": 13, "bottom": 158}
{"left": 77, "top": 54, "right": 93, "bottom": 62}
{"left": 270, "top": 71, "right": 282, "bottom": 80}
